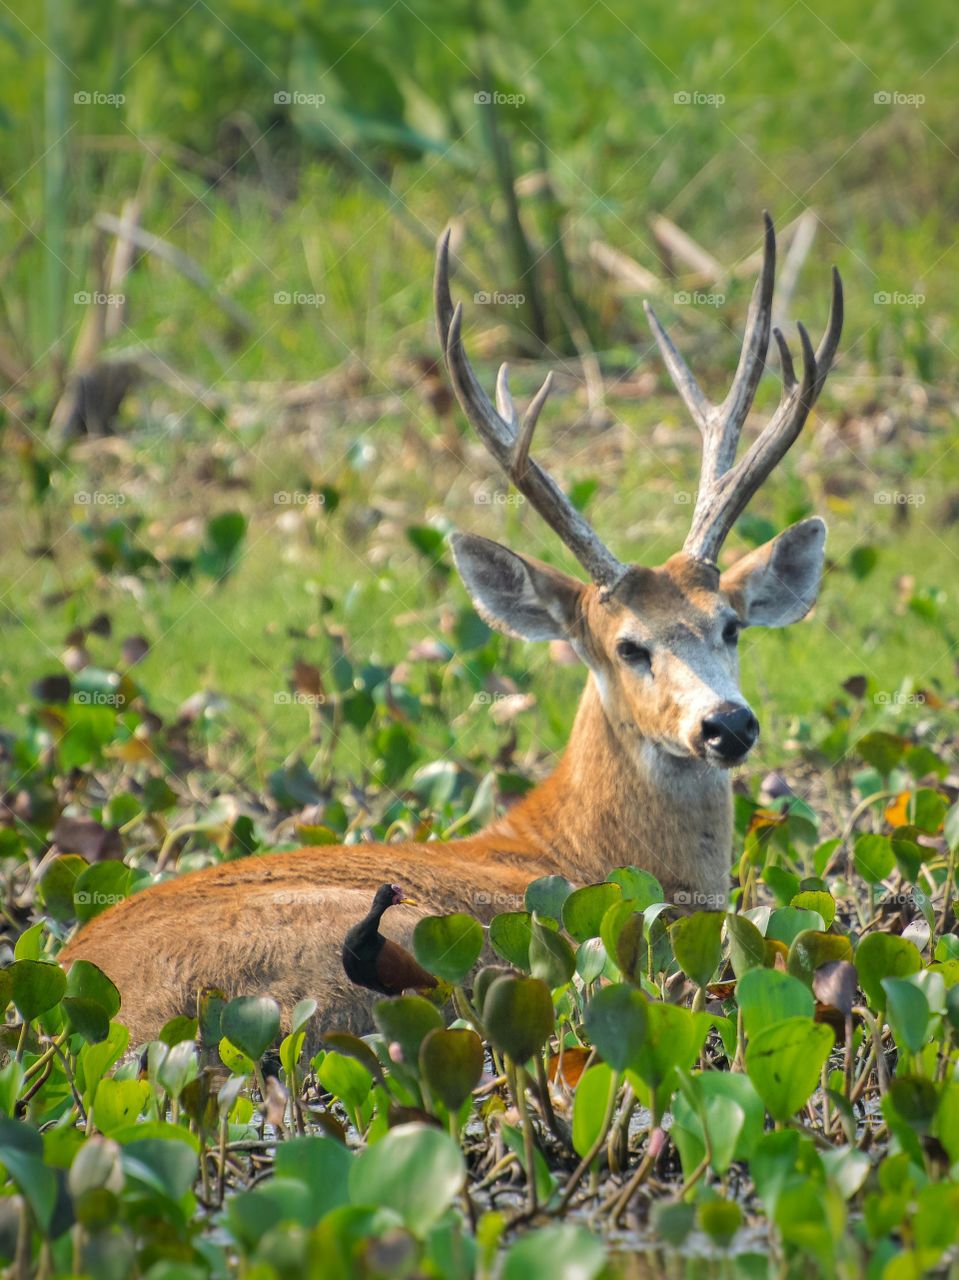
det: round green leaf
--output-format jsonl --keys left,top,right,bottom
{"left": 572, "top": 1062, "right": 617, "bottom": 1158}
{"left": 483, "top": 975, "right": 554, "bottom": 1064}
{"left": 736, "top": 968, "right": 813, "bottom": 1039}
{"left": 606, "top": 866, "right": 664, "bottom": 908}
{"left": 65, "top": 960, "right": 120, "bottom": 1020}
{"left": 349, "top": 1123, "right": 464, "bottom": 1235}
{"left": 562, "top": 883, "right": 621, "bottom": 942}
{"left": 524, "top": 876, "right": 573, "bottom": 920}
{"left": 745, "top": 1017, "right": 833, "bottom": 1121}
{"left": 787, "top": 931, "right": 854, "bottom": 987}
{"left": 670, "top": 911, "right": 725, "bottom": 988}
{"left": 854, "top": 833, "right": 895, "bottom": 885}
{"left": 373, "top": 995, "right": 443, "bottom": 1062}
{"left": 883, "top": 978, "right": 930, "bottom": 1054}
{"left": 412, "top": 914, "right": 483, "bottom": 984}
{"left": 584, "top": 983, "right": 647, "bottom": 1071}
{"left": 10, "top": 959, "right": 66, "bottom": 1022}
{"left": 855, "top": 932, "right": 922, "bottom": 1012}
{"left": 501, "top": 1222, "right": 604, "bottom": 1280}
{"left": 726, "top": 913, "right": 765, "bottom": 978}
{"left": 529, "top": 916, "right": 575, "bottom": 989}
{"left": 419, "top": 1028, "right": 484, "bottom": 1111}
{"left": 221, "top": 996, "right": 280, "bottom": 1061}
{"left": 488, "top": 912, "right": 532, "bottom": 971}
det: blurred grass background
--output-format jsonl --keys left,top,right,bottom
{"left": 0, "top": 0, "right": 956, "bottom": 793}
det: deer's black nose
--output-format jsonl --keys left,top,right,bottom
{"left": 702, "top": 704, "right": 759, "bottom": 762}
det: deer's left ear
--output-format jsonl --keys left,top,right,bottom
{"left": 720, "top": 517, "right": 826, "bottom": 627}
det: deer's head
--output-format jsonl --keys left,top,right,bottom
{"left": 436, "top": 217, "right": 842, "bottom": 768}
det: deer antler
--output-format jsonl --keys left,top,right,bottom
{"left": 435, "top": 229, "right": 627, "bottom": 592}
{"left": 645, "top": 212, "right": 843, "bottom": 566}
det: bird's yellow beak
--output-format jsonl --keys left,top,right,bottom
{"left": 398, "top": 897, "right": 417, "bottom": 907}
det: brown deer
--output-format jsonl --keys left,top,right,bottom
{"left": 59, "top": 216, "right": 842, "bottom": 1044}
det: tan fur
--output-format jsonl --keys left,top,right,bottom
{"left": 59, "top": 547, "right": 818, "bottom": 1047}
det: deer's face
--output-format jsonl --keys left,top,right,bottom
{"left": 579, "top": 554, "right": 756, "bottom": 765}
{"left": 452, "top": 518, "right": 825, "bottom": 770}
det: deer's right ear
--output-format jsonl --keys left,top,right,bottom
{"left": 450, "top": 533, "right": 584, "bottom": 642}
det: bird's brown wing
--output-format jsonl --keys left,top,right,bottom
{"left": 375, "top": 938, "right": 438, "bottom": 994}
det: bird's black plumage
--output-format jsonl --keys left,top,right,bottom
{"left": 342, "top": 883, "right": 436, "bottom": 996}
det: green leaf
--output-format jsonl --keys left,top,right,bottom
{"left": 412, "top": 914, "right": 483, "bottom": 983}
{"left": 501, "top": 1223, "right": 604, "bottom": 1280}
{"left": 745, "top": 1018, "right": 833, "bottom": 1121}
{"left": 0, "top": 1119, "right": 58, "bottom": 1231}
{"left": 10, "top": 959, "right": 66, "bottom": 1022}
{"left": 349, "top": 1123, "right": 464, "bottom": 1235}
{"left": 373, "top": 995, "right": 443, "bottom": 1062}
{"left": 790, "top": 890, "right": 836, "bottom": 928}
{"left": 65, "top": 960, "right": 120, "bottom": 1020}
{"left": 855, "top": 932, "right": 923, "bottom": 1012}
{"left": 726, "top": 913, "right": 765, "bottom": 978}
{"left": 670, "top": 911, "right": 725, "bottom": 988}
{"left": 883, "top": 978, "right": 931, "bottom": 1054}
{"left": 528, "top": 916, "right": 575, "bottom": 989}
{"left": 765, "top": 906, "right": 825, "bottom": 948}
{"left": 38, "top": 855, "right": 88, "bottom": 921}
{"left": 120, "top": 1136, "right": 198, "bottom": 1201}
{"left": 787, "top": 931, "right": 854, "bottom": 987}
{"left": 736, "top": 968, "right": 814, "bottom": 1039}
{"left": 483, "top": 975, "right": 554, "bottom": 1064}
{"left": 572, "top": 1062, "right": 617, "bottom": 1158}
{"left": 74, "top": 862, "right": 133, "bottom": 923}
{"left": 698, "top": 1197, "right": 742, "bottom": 1245}
{"left": 856, "top": 731, "right": 906, "bottom": 775}
{"left": 93, "top": 1080, "right": 150, "bottom": 1134}
{"left": 274, "top": 1136, "right": 351, "bottom": 1224}
{"left": 584, "top": 984, "right": 648, "bottom": 1071}
{"left": 606, "top": 866, "right": 664, "bottom": 908}
{"left": 854, "top": 833, "right": 895, "bottom": 884}
{"left": 488, "top": 912, "right": 532, "bottom": 971}
{"left": 221, "top": 996, "right": 280, "bottom": 1061}
{"left": 562, "top": 883, "right": 621, "bottom": 941}
{"left": 318, "top": 1052, "right": 372, "bottom": 1110}
{"left": 419, "top": 1028, "right": 484, "bottom": 1111}
{"left": 524, "top": 876, "right": 573, "bottom": 920}
{"left": 629, "top": 1004, "right": 710, "bottom": 1116}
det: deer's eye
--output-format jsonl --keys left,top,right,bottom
{"left": 722, "top": 619, "right": 741, "bottom": 645}
{"left": 616, "top": 638, "right": 652, "bottom": 668}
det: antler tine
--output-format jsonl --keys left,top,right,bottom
{"left": 684, "top": 269, "right": 844, "bottom": 564}
{"left": 644, "top": 213, "right": 776, "bottom": 491}
{"left": 713, "top": 211, "right": 776, "bottom": 479}
{"left": 436, "top": 233, "right": 627, "bottom": 591}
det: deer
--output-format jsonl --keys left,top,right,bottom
{"left": 58, "top": 215, "right": 842, "bottom": 1046}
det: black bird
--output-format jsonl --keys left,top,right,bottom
{"left": 342, "top": 883, "right": 438, "bottom": 997}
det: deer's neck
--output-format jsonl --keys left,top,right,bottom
{"left": 492, "top": 674, "right": 733, "bottom": 904}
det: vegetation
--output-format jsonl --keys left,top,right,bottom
{"left": 1, "top": 0, "right": 958, "bottom": 1275}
